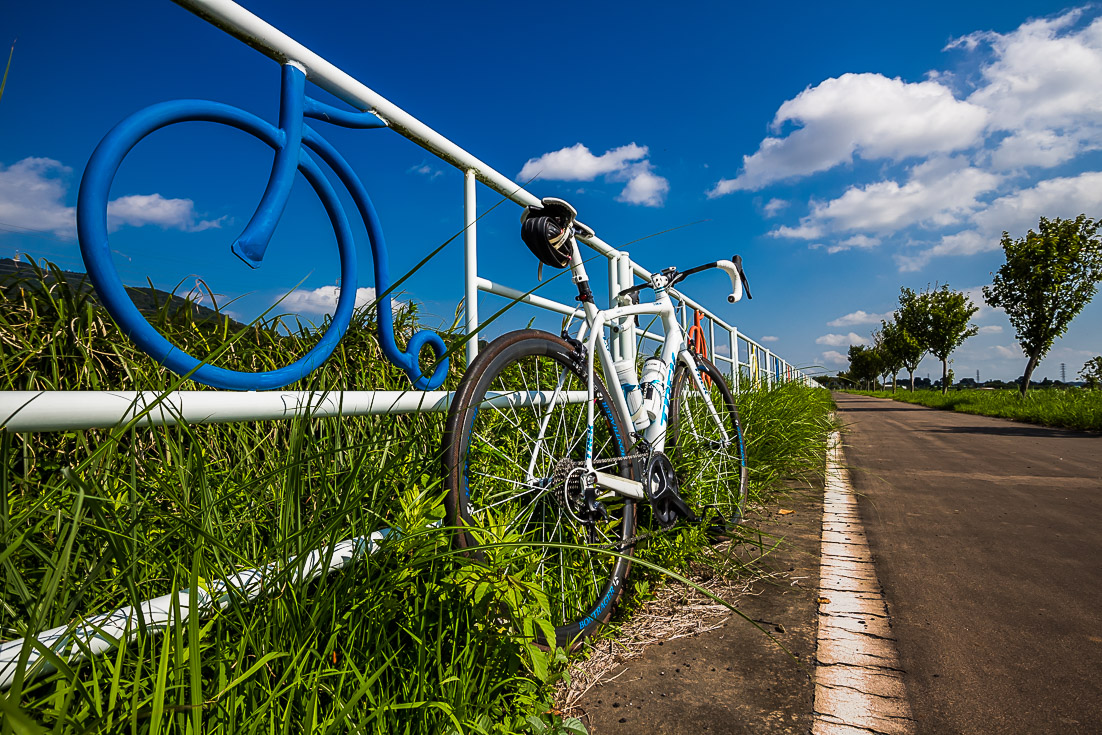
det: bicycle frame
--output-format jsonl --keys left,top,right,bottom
{"left": 529, "top": 235, "right": 734, "bottom": 502}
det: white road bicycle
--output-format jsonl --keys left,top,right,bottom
{"left": 442, "top": 198, "right": 752, "bottom": 648}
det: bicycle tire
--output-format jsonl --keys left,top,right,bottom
{"left": 442, "top": 330, "right": 636, "bottom": 647}
{"left": 667, "top": 356, "right": 749, "bottom": 522}
{"left": 77, "top": 99, "right": 361, "bottom": 391}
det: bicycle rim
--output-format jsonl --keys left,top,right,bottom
{"left": 443, "top": 331, "right": 635, "bottom": 647}
{"left": 668, "top": 357, "right": 748, "bottom": 520}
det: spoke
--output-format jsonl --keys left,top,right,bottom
{"left": 467, "top": 468, "right": 547, "bottom": 493}
{"left": 535, "top": 369, "right": 573, "bottom": 465}
{"left": 466, "top": 477, "right": 547, "bottom": 513}
{"left": 509, "top": 487, "right": 556, "bottom": 539}
{"left": 470, "top": 431, "right": 535, "bottom": 477}
{"left": 588, "top": 549, "right": 601, "bottom": 599}
{"left": 479, "top": 393, "right": 547, "bottom": 453}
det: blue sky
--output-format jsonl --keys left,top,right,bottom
{"left": 2, "top": 0, "right": 1100, "bottom": 383}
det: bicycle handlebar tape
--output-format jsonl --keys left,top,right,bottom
{"left": 231, "top": 64, "right": 307, "bottom": 269}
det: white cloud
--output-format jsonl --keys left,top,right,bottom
{"left": 0, "top": 157, "right": 225, "bottom": 239}
{"left": 107, "top": 194, "right": 226, "bottom": 232}
{"left": 518, "top": 143, "right": 669, "bottom": 207}
{"left": 961, "top": 285, "right": 1003, "bottom": 320}
{"left": 407, "top": 163, "right": 444, "bottom": 180}
{"left": 961, "top": 10, "right": 1102, "bottom": 169}
{"left": 709, "top": 73, "right": 988, "bottom": 194}
{"left": 993, "top": 344, "right": 1024, "bottom": 359}
{"left": 821, "top": 350, "right": 849, "bottom": 366}
{"left": 988, "top": 129, "right": 1082, "bottom": 170}
{"left": 826, "top": 234, "right": 881, "bottom": 254}
{"left": 816, "top": 332, "right": 870, "bottom": 347}
{"left": 979, "top": 325, "right": 1003, "bottom": 333}
{"left": 969, "top": 170, "right": 1102, "bottom": 238}
{"left": 760, "top": 335, "right": 779, "bottom": 342}
{"left": 714, "top": 9, "right": 1102, "bottom": 277}
{"left": 615, "top": 163, "right": 670, "bottom": 207}
{"left": 771, "top": 223, "right": 822, "bottom": 239}
{"left": 280, "top": 285, "right": 391, "bottom": 315}
{"left": 899, "top": 170, "right": 1102, "bottom": 270}
{"left": 773, "top": 157, "right": 1001, "bottom": 243}
{"left": 518, "top": 143, "right": 647, "bottom": 181}
{"left": 827, "top": 310, "right": 894, "bottom": 327}
{"left": 0, "top": 158, "right": 76, "bottom": 236}
{"left": 763, "top": 198, "right": 788, "bottom": 217}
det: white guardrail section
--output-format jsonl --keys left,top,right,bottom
{"left": 0, "top": 0, "right": 813, "bottom": 689}
{"left": 0, "top": 0, "right": 812, "bottom": 436}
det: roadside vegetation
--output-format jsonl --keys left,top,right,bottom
{"left": 983, "top": 215, "right": 1102, "bottom": 396}
{"left": 829, "top": 215, "right": 1102, "bottom": 404}
{"left": 1, "top": 261, "right": 833, "bottom": 733}
{"left": 843, "top": 388, "right": 1102, "bottom": 432}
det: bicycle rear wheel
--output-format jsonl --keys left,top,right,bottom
{"left": 667, "top": 356, "right": 749, "bottom": 522}
{"left": 442, "top": 330, "right": 636, "bottom": 647}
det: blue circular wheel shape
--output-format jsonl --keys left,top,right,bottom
{"left": 77, "top": 99, "right": 359, "bottom": 391}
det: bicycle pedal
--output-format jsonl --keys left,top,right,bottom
{"left": 702, "top": 507, "right": 744, "bottom": 542}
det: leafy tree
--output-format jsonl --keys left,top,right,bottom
{"left": 1081, "top": 356, "right": 1102, "bottom": 389}
{"left": 923, "top": 284, "right": 978, "bottom": 395}
{"left": 983, "top": 215, "right": 1102, "bottom": 397}
{"left": 875, "top": 319, "right": 911, "bottom": 393}
{"left": 895, "top": 287, "right": 929, "bottom": 391}
{"left": 847, "top": 344, "right": 882, "bottom": 390}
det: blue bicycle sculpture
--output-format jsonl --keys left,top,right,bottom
{"left": 77, "top": 63, "right": 448, "bottom": 391}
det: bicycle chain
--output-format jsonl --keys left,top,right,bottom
{"left": 551, "top": 451, "right": 650, "bottom": 491}
{"left": 549, "top": 450, "right": 705, "bottom": 551}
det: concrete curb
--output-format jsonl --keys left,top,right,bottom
{"left": 813, "top": 431, "right": 916, "bottom": 735}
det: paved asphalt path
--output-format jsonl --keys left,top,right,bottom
{"left": 833, "top": 393, "right": 1102, "bottom": 734}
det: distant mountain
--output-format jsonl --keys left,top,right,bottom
{"left": 0, "top": 258, "right": 244, "bottom": 327}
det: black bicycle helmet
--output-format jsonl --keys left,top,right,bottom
{"left": 520, "top": 197, "right": 578, "bottom": 268}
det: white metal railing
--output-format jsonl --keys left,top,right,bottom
{"left": 1, "top": 0, "right": 812, "bottom": 437}
{"left": 0, "top": 0, "right": 815, "bottom": 689}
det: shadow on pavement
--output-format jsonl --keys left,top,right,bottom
{"left": 922, "top": 424, "right": 1096, "bottom": 438}
{"left": 831, "top": 405, "right": 920, "bottom": 412}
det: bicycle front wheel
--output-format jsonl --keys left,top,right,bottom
{"left": 442, "top": 330, "right": 636, "bottom": 647}
{"left": 668, "top": 356, "right": 749, "bottom": 522}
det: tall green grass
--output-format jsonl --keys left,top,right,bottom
{"left": 846, "top": 389, "right": 1102, "bottom": 431}
{"left": 1, "top": 263, "right": 833, "bottom": 732}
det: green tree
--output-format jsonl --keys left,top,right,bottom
{"left": 847, "top": 344, "right": 882, "bottom": 390}
{"left": 895, "top": 287, "right": 929, "bottom": 391}
{"left": 1081, "top": 356, "right": 1102, "bottom": 389}
{"left": 983, "top": 215, "right": 1102, "bottom": 397}
{"left": 875, "top": 319, "right": 912, "bottom": 393}
{"left": 923, "top": 284, "right": 978, "bottom": 395}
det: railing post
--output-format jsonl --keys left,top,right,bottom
{"left": 464, "top": 169, "right": 478, "bottom": 367}
{"left": 618, "top": 253, "right": 636, "bottom": 363}
{"left": 766, "top": 349, "right": 774, "bottom": 388}
{"left": 708, "top": 317, "right": 715, "bottom": 366}
{"left": 608, "top": 251, "right": 621, "bottom": 362}
{"left": 730, "top": 327, "right": 739, "bottom": 392}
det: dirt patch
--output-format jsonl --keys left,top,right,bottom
{"left": 562, "top": 486, "right": 823, "bottom": 734}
